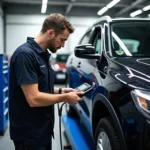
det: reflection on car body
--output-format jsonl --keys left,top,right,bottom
{"left": 66, "top": 16, "right": 150, "bottom": 150}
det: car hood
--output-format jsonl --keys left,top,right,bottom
{"left": 113, "top": 57, "right": 150, "bottom": 90}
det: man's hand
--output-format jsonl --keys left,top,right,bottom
{"left": 65, "top": 91, "right": 84, "bottom": 105}
{"left": 62, "top": 88, "right": 79, "bottom": 93}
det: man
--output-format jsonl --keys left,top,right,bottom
{"left": 9, "top": 13, "right": 84, "bottom": 150}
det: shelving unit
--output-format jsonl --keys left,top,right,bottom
{"left": 0, "top": 55, "right": 9, "bottom": 135}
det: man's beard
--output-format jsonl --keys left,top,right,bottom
{"left": 48, "top": 39, "right": 60, "bottom": 53}
{"left": 48, "top": 46, "right": 57, "bottom": 53}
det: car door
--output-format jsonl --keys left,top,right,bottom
{"left": 93, "top": 24, "right": 109, "bottom": 98}
{"left": 67, "top": 30, "right": 92, "bottom": 89}
{"left": 74, "top": 25, "right": 103, "bottom": 135}
{"left": 94, "top": 23, "right": 122, "bottom": 103}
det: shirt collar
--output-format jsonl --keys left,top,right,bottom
{"left": 27, "top": 37, "right": 51, "bottom": 60}
{"left": 27, "top": 37, "right": 44, "bottom": 54}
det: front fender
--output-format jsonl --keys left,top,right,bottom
{"left": 92, "top": 93, "right": 127, "bottom": 150}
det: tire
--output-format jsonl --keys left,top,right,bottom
{"left": 65, "top": 103, "right": 78, "bottom": 118}
{"left": 95, "top": 117, "right": 121, "bottom": 150}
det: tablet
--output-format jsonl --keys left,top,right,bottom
{"left": 75, "top": 83, "right": 92, "bottom": 95}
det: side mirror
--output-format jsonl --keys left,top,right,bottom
{"left": 74, "top": 44, "right": 100, "bottom": 60}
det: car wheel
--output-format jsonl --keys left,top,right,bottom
{"left": 65, "top": 103, "right": 78, "bottom": 117}
{"left": 95, "top": 117, "right": 121, "bottom": 150}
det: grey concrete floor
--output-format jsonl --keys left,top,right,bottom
{"left": 0, "top": 84, "right": 68, "bottom": 150}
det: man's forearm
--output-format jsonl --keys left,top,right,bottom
{"left": 30, "top": 92, "right": 67, "bottom": 107}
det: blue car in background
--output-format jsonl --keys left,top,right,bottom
{"left": 66, "top": 16, "right": 150, "bottom": 150}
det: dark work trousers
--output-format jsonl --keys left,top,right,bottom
{"left": 13, "top": 139, "right": 52, "bottom": 150}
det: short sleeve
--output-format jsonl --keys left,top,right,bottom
{"left": 15, "top": 52, "right": 38, "bottom": 85}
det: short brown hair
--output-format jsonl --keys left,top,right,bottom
{"left": 41, "top": 13, "right": 74, "bottom": 35}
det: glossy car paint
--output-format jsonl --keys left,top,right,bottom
{"left": 66, "top": 17, "right": 150, "bottom": 150}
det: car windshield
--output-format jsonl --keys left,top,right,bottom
{"left": 111, "top": 21, "right": 150, "bottom": 57}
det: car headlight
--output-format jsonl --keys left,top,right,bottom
{"left": 131, "top": 89, "right": 150, "bottom": 119}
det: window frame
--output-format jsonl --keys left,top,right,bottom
{"left": 89, "top": 25, "right": 102, "bottom": 55}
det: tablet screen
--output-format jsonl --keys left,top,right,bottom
{"left": 77, "top": 84, "right": 89, "bottom": 91}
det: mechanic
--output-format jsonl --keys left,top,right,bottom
{"left": 9, "top": 13, "right": 84, "bottom": 150}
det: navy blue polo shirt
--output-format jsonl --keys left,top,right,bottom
{"left": 9, "top": 37, "right": 55, "bottom": 146}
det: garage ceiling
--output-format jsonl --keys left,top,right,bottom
{"left": 0, "top": 0, "right": 150, "bottom": 18}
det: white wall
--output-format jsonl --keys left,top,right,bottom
{"left": 6, "top": 15, "right": 98, "bottom": 56}
{"left": 0, "top": 5, "right": 4, "bottom": 54}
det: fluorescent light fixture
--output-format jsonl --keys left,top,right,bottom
{"left": 42, "top": 0, "right": 48, "bottom": 4}
{"left": 97, "top": 7, "right": 108, "bottom": 15}
{"left": 41, "top": 0, "right": 48, "bottom": 13}
{"left": 107, "top": 0, "right": 120, "bottom": 9}
{"left": 130, "top": 9, "right": 142, "bottom": 17}
{"left": 143, "top": 5, "right": 150, "bottom": 11}
{"left": 97, "top": 0, "right": 121, "bottom": 16}
{"left": 41, "top": 4, "right": 47, "bottom": 13}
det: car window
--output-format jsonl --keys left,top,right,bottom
{"left": 95, "top": 39, "right": 101, "bottom": 53}
{"left": 91, "top": 26, "right": 102, "bottom": 54}
{"left": 111, "top": 21, "right": 150, "bottom": 57}
{"left": 80, "top": 30, "right": 92, "bottom": 44}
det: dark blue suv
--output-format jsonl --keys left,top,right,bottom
{"left": 66, "top": 16, "right": 150, "bottom": 150}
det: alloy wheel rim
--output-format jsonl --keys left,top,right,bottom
{"left": 96, "top": 131, "right": 112, "bottom": 150}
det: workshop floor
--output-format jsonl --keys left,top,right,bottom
{"left": 0, "top": 84, "right": 68, "bottom": 150}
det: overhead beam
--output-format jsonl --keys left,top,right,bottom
{"left": 2, "top": 0, "right": 144, "bottom": 9}
{"left": 75, "top": 3, "right": 128, "bottom": 8}
{"left": 3, "top": 0, "right": 69, "bottom": 5}
{"left": 65, "top": 0, "right": 76, "bottom": 15}
{"left": 115, "top": 0, "right": 146, "bottom": 16}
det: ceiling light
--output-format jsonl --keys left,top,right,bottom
{"left": 41, "top": 4, "right": 47, "bottom": 13}
{"left": 107, "top": 0, "right": 120, "bottom": 9}
{"left": 42, "top": 0, "right": 48, "bottom": 4}
{"left": 97, "top": 0, "right": 121, "bottom": 16}
{"left": 97, "top": 7, "right": 108, "bottom": 15}
{"left": 41, "top": 0, "right": 48, "bottom": 14}
{"left": 130, "top": 10, "right": 142, "bottom": 17}
{"left": 143, "top": 5, "right": 150, "bottom": 11}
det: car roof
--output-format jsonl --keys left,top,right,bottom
{"left": 92, "top": 15, "right": 150, "bottom": 26}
